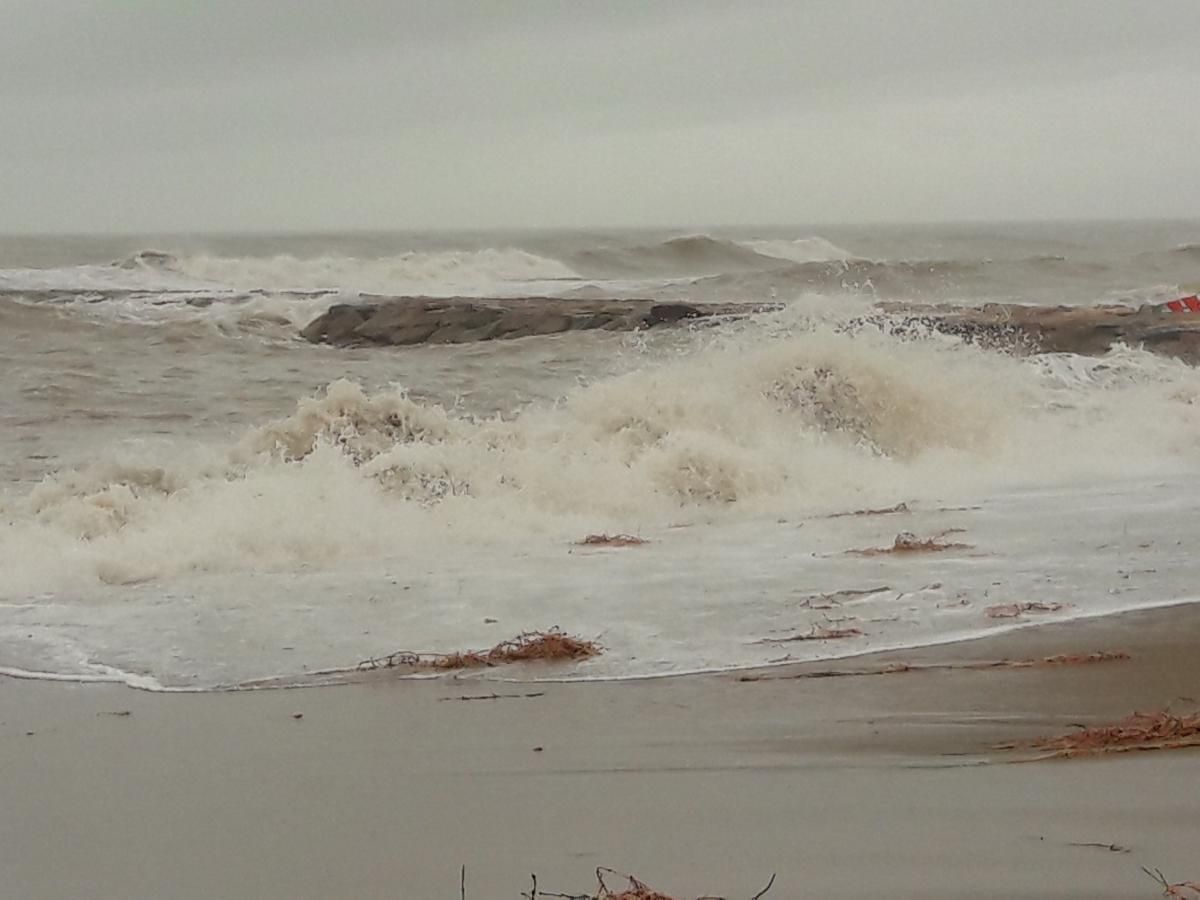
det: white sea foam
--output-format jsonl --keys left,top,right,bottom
{"left": 0, "top": 247, "right": 584, "bottom": 333}
{"left": 743, "top": 236, "right": 853, "bottom": 265}
{"left": 0, "top": 262, "right": 217, "bottom": 294}
{"left": 168, "top": 248, "right": 580, "bottom": 294}
{"left": 7, "top": 313, "right": 1200, "bottom": 589}
{"left": 4, "top": 218, "right": 1200, "bottom": 690}
{"left": 3, "top": 307, "right": 1200, "bottom": 687}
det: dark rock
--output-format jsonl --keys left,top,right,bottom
{"left": 644, "top": 303, "right": 704, "bottom": 325}
{"left": 300, "top": 297, "right": 763, "bottom": 347}
{"left": 299, "top": 303, "right": 375, "bottom": 344}
{"left": 1137, "top": 326, "right": 1200, "bottom": 362}
{"left": 879, "top": 303, "right": 1200, "bottom": 365}
{"left": 300, "top": 296, "right": 1200, "bottom": 365}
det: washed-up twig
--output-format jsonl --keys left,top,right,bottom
{"left": 999, "top": 710, "right": 1200, "bottom": 759}
{"left": 357, "top": 629, "right": 601, "bottom": 671}
{"left": 737, "top": 650, "right": 1130, "bottom": 682}
{"left": 998, "top": 657, "right": 1128, "bottom": 672}
{"left": 828, "top": 585, "right": 893, "bottom": 599}
{"left": 576, "top": 534, "right": 649, "bottom": 547}
{"left": 597, "top": 869, "right": 674, "bottom": 899}
{"left": 846, "top": 530, "right": 970, "bottom": 556}
{"left": 984, "top": 601, "right": 1067, "bottom": 619}
{"left": 522, "top": 867, "right": 776, "bottom": 899}
{"left": 523, "top": 871, "right": 590, "bottom": 899}
{"left": 1067, "top": 842, "right": 1130, "bottom": 853}
{"left": 937, "top": 596, "right": 970, "bottom": 608}
{"left": 756, "top": 624, "right": 864, "bottom": 644}
{"left": 438, "top": 692, "right": 546, "bottom": 702}
{"left": 1143, "top": 867, "right": 1200, "bottom": 898}
{"left": 824, "top": 501, "right": 910, "bottom": 519}
{"left": 796, "top": 597, "right": 840, "bottom": 610}
{"left": 820, "top": 612, "right": 858, "bottom": 626}
{"left": 796, "top": 586, "right": 892, "bottom": 609}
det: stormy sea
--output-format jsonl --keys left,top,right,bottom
{"left": 3, "top": 220, "right": 1199, "bottom": 690}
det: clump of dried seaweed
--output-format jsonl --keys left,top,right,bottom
{"left": 1001, "top": 710, "right": 1200, "bottom": 759}
{"left": 846, "top": 530, "right": 970, "bottom": 556}
{"left": 520, "top": 867, "right": 775, "bottom": 900}
{"left": 358, "top": 628, "right": 602, "bottom": 672}
{"left": 576, "top": 534, "right": 650, "bottom": 547}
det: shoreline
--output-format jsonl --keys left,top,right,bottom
{"left": 3, "top": 595, "right": 1198, "bottom": 694}
{"left": 3, "top": 604, "right": 1199, "bottom": 898}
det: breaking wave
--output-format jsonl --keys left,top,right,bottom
{"left": 0, "top": 247, "right": 589, "bottom": 331}
{"left": 682, "top": 254, "right": 1120, "bottom": 300}
{"left": 2, "top": 247, "right": 581, "bottom": 298}
{"left": 3, "top": 230, "right": 1197, "bottom": 341}
{"left": 5, "top": 310, "right": 1200, "bottom": 594}
{"left": 164, "top": 248, "right": 581, "bottom": 294}
{"left": 113, "top": 249, "right": 181, "bottom": 271}
{"left": 568, "top": 234, "right": 850, "bottom": 277}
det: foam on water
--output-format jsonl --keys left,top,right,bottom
{"left": 167, "top": 248, "right": 581, "bottom": 294}
{"left": 566, "top": 234, "right": 851, "bottom": 278}
{"left": 2, "top": 247, "right": 580, "bottom": 295}
{"left": 744, "top": 236, "right": 854, "bottom": 265}
{"left": 4, "top": 221, "right": 1200, "bottom": 689}
{"left": 0, "top": 246, "right": 586, "bottom": 333}
{"left": 4, "top": 225, "right": 1195, "bottom": 333}
{"left": 0, "top": 261, "right": 218, "bottom": 295}
{"left": 3, "top": 304, "right": 1200, "bottom": 688}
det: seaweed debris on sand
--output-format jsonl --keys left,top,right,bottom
{"left": 358, "top": 629, "right": 601, "bottom": 672}
{"left": 999, "top": 710, "right": 1200, "bottom": 759}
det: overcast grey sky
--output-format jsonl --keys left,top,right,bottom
{"left": 2, "top": 0, "right": 1198, "bottom": 232}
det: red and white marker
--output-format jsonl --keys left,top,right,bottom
{"left": 1165, "top": 295, "right": 1200, "bottom": 313}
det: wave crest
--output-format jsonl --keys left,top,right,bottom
{"left": 12, "top": 306, "right": 1200, "bottom": 593}
{"left": 686, "top": 253, "right": 1113, "bottom": 299}
{"left": 112, "top": 249, "right": 181, "bottom": 271}
{"left": 569, "top": 234, "right": 851, "bottom": 278}
{"left": 169, "top": 249, "right": 580, "bottom": 294}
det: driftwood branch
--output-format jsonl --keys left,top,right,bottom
{"left": 514, "top": 866, "right": 776, "bottom": 899}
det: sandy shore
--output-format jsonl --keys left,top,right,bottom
{"left": 2, "top": 605, "right": 1199, "bottom": 899}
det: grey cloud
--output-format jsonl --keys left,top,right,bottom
{"left": 1, "top": 0, "right": 1198, "bottom": 231}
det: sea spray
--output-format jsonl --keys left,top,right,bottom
{"left": 5, "top": 313, "right": 1200, "bottom": 594}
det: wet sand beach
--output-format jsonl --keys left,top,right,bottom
{"left": 2, "top": 603, "right": 1198, "bottom": 899}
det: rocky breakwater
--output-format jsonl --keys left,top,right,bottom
{"left": 300, "top": 296, "right": 1200, "bottom": 365}
{"left": 299, "top": 297, "right": 764, "bottom": 346}
{"left": 882, "top": 302, "right": 1200, "bottom": 364}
